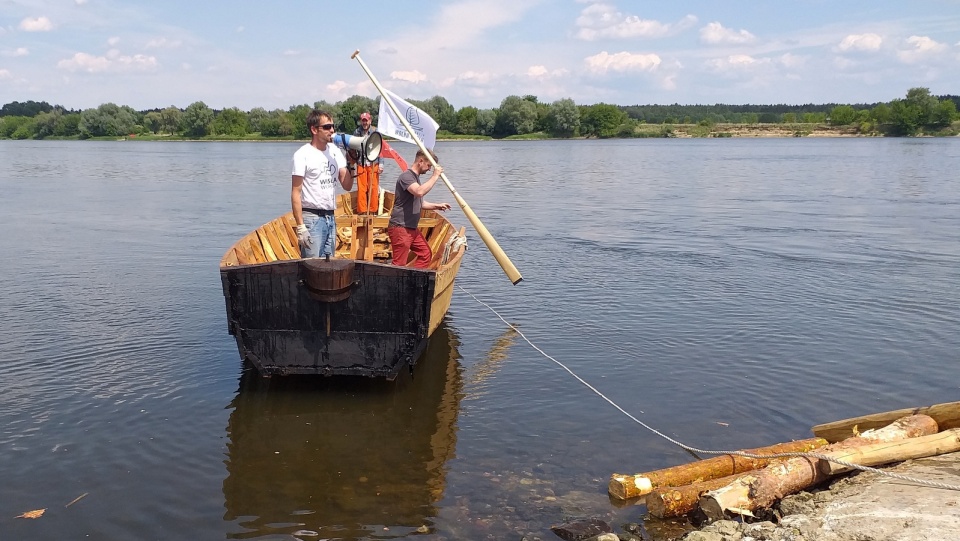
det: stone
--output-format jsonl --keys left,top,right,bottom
{"left": 550, "top": 518, "right": 613, "bottom": 541}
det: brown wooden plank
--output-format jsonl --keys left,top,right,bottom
{"left": 246, "top": 237, "right": 267, "bottom": 263}
{"left": 256, "top": 228, "right": 278, "bottom": 261}
{"left": 221, "top": 247, "right": 240, "bottom": 268}
{"left": 280, "top": 214, "right": 300, "bottom": 248}
{"left": 233, "top": 246, "right": 253, "bottom": 265}
{"left": 265, "top": 221, "right": 295, "bottom": 260}
{"left": 812, "top": 401, "right": 960, "bottom": 443}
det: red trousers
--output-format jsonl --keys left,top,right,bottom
{"left": 388, "top": 226, "right": 432, "bottom": 268}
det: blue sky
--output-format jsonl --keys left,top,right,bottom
{"left": 2, "top": 0, "right": 959, "bottom": 111}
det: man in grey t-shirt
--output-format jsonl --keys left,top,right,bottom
{"left": 387, "top": 149, "right": 451, "bottom": 267}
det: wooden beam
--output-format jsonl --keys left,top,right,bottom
{"left": 608, "top": 438, "right": 828, "bottom": 500}
{"left": 812, "top": 401, "right": 960, "bottom": 443}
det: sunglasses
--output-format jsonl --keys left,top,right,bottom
{"left": 318, "top": 123, "right": 335, "bottom": 131}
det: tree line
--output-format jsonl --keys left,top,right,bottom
{"left": 1, "top": 88, "right": 957, "bottom": 140}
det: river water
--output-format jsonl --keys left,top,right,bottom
{"left": 1, "top": 138, "right": 958, "bottom": 540}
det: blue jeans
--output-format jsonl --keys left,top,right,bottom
{"left": 301, "top": 212, "right": 336, "bottom": 258}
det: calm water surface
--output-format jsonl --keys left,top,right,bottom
{"left": 1, "top": 138, "right": 958, "bottom": 540}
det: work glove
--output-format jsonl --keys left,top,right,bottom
{"left": 295, "top": 224, "right": 312, "bottom": 248}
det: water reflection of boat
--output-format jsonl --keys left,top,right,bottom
{"left": 222, "top": 324, "right": 463, "bottom": 539}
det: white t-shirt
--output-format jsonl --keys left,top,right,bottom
{"left": 291, "top": 143, "right": 347, "bottom": 211}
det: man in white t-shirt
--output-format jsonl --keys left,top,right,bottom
{"left": 291, "top": 110, "right": 352, "bottom": 258}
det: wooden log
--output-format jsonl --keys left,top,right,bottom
{"left": 608, "top": 438, "right": 828, "bottom": 500}
{"left": 812, "top": 401, "right": 960, "bottom": 443}
{"left": 699, "top": 414, "right": 939, "bottom": 520}
{"left": 819, "top": 428, "right": 960, "bottom": 475}
{"left": 646, "top": 471, "right": 761, "bottom": 519}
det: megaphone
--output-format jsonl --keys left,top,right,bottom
{"left": 333, "top": 132, "right": 382, "bottom": 164}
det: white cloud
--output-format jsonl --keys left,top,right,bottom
{"left": 576, "top": 3, "right": 696, "bottom": 40}
{"left": 526, "top": 65, "right": 569, "bottom": 79}
{"left": 779, "top": 53, "right": 806, "bottom": 68}
{"left": 706, "top": 54, "right": 770, "bottom": 72}
{"left": 898, "top": 35, "right": 948, "bottom": 63}
{"left": 527, "top": 65, "right": 548, "bottom": 78}
{"left": 0, "top": 69, "right": 11, "bottom": 79}
{"left": 391, "top": 70, "right": 427, "bottom": 83}
{"left": 585, "top": 51, "right": 661, "bottom": 74}
{"left": 283, "top": 50, "right": 300, "bottom": 56}
{"left": 236, "top": 26, "right": 245, "bottom": 33}
{"left": 145, "top": 38, "right": 182, "bottom": 49}
{"left": 2, "top": 47, "right": 30, "bottom": 57}
{"left": 57, "top": 51, "right": 158, "bottom": 73}
{"left": 700, "top": 22, "right": 756, "bottom": 45}
{"left": 108, "top": 37, "right": 121, "bottom": 46}
{"left": 836, "top": 33, "right": 882, "bottom": 52}
{"left": 326, "top": 80, "right": 349, "bottom": 93}
{"left": 75, "top": 0, "right": 88, "bottom": 5}
{"left": 19, "top": 16, "right": 54, "bottom": 32}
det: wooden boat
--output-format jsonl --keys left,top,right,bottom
{"left": 219, "top": 190, "right": 467, "bottom": 378}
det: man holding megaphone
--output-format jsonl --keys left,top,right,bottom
{"left": 291, "top": 109, "right": 353, "bottom": 258}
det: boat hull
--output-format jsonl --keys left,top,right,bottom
{"left": 220, "top": 190, "right": 466, "bottom": 378}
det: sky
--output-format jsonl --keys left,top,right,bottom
{"left": 2, "top": 0, "right": 960, "bottom": 112}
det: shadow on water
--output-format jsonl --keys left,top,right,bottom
{"left": 222, "top": 324, "right": 464, "bottom": 540}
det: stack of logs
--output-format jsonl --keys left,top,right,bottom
{"left": 608, "top": 401, "right": 960, "bottom": 520}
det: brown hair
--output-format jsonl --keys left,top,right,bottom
{"left": 306, "top": 109, "right": 333, "bottom": 131}
{"left": 415, "top": 149, "right": 438, "bottom": 163}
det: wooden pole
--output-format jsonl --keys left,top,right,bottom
{"left": 608, "top": 437, "right": 828, "bottom": 500}
{"left": 812, "top": 401, "right": 960, "bottom": 443}
{"left": 350, "top": 50, "right": 523, "bottom": 285}
{"left": 646, "top": 471, "right": 760, "bottom": 519}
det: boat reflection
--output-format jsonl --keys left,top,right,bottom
{"left": 222, "top": 324, "right": 463, "bottom": 539}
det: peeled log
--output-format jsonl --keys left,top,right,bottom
{"left": 699, "top": 414, "right": 939, "bottom": 521}
{"left": 819, "top": 428, "right": 960, "bottom": 475}
{"left": 812, "top": 401, "right": 960, "bottom": 443}
{"left": 608, "top": 438, "right": 827, "bottom": 500}
{"left": 646, "top": 471, "right": 760, "bottom": 519}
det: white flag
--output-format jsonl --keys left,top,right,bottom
{"left": 377, "top": 89, "right": 440, "bottom": 150}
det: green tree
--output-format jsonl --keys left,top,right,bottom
{"left": 580, "top": 103, "right": 625, "bottom": 138}
{"left": 829, "top": 105, "right": 858, "bottom": 125}
{"left": 33, "top": 109, "right": 64, "bottom": 139}
{"left": 144, "top": 111, "right": 163, "bottom": 134}
{"left": 161, "top": 106, "right": 182, "bottom": 134}
{"left": 455, "top": 106, "right": 478, "bottom": 135}
{"left": 495, "top": 95, "right": 538, "bottom": 136}
{"left": 247, "top": 107, "right": 269, "bottom": 133}
{"left": 870, "top": 103, "right": 891, "bottom": 124}
{"left": 260, "top": 109, "right": 294, "bottom": 137}
{"left": 546, "top": 98, "right": 580, "bottom": 137}
{"left": 932, "top": 100, "right": 957, "bottom": 128}
{"left": 476, "top": 109, "right": 496, "bottom": 136}
{"left": 79, "top": 103, "right": 137, "bottom": 137}
{"left": 211, "top": 107, "right": 250, "bottom": 136}
{"left": 182, "top": 101, "right": 214, "bottom": 137}
{"left": 288, "top": 104, "right": 313, "bottom": 139}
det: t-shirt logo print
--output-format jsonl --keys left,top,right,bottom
{"left": 405, "top": 106, "right": 426, "bottom": 142}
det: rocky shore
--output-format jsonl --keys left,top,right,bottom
{"left": 547, "top": 452, "right": 960, "bottom": 541}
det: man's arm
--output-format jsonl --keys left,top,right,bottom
{"left": 338, "top": 167, "right": 353, "bottom": 191}
{"left": 291, "top": 175, "right": 305, "bottom": 225}
{"left": 406, "top": 166, "right": 444, "bottom": 197}
{"left": 422, "top": 201, "right": 452, "bottom": 211}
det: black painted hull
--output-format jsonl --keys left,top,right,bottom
{"left": 220, "top": 258, "right": 437, "bottom": 378}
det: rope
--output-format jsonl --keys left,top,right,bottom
{"left": 457, "top": 284, "right": 960, "bottom": 492}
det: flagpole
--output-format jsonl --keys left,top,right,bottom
{"left": 351, "top": 50, "right": 523, "bottom": 285}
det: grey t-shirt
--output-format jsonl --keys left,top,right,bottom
{"left": 389, "top": 169, "right": 422, "bottom": 229}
